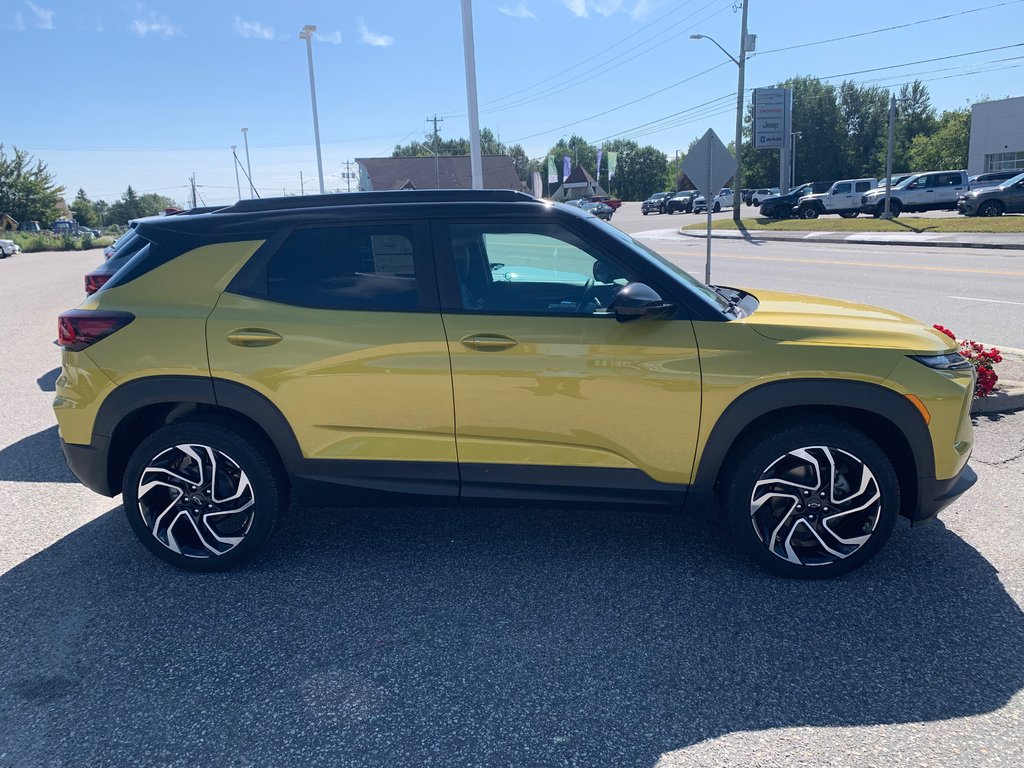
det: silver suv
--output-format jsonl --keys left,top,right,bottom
{"left": 860, "top": 171, "right": 968, "bottom": 217}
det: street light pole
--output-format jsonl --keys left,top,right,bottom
{"left": 460, "top": 0, "right": 483, "bottom": 189}
{"left": 882, "top": 94, "right": 910, "bottom": 219}
{"left": 299, "top": 25, "right": 326, "bottom": 195}
{"left": 241, "top": 128, "right": 254, "bottom": 198}
{"left": 790, "top": 131, "right": 802, "bottom": 188}
{"left": 230, "top": 146, "right": 241, "bottom": 201}
{"left": 690, "top": 0, "right": 749, "bottom": 222}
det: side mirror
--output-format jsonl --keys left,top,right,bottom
{"left": 609, "top": 282, "right": 677, "bottom": 323}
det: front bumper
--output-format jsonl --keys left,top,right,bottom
{"left": 910, "top": 463, "right": 977, "bottom": 526}
{"left": 957, "top": 200, "right": 978, "bottom": 216}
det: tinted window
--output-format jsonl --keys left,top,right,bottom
{"left": 267, "top": 225, "right": 427, "bottom": 311}
{"left": 447, "top": 224, "right": 638, "bottom": 316}
{"left": 854, "top": 181, "right": 872, "bottom": 193}
{"left": 833, "top": 183, "right": 852, "bottom": 194}
{"left": 935, "top": 172, "right": 963, "bottom": 187}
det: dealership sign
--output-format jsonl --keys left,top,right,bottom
{"left": 753, "top": 88, "right": 791, "bottom": 150}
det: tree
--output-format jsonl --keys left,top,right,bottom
{"left": 894, "top": 80, "right": 937, "bottom": 172}
{"left": 839, "top": 81, "right": 890, "bottom": 177}
{"left": 908, "top": 109, "right": 970, "bottom": 171}
{"left": 72, "top": 188, "right": 99, "bottom": 228}
{"left": 137, "top": 193, "right": 179, "bottom": 217}
{"left": 108, "top": 186, "right": 145, "bottom": 224}
{"left": 0, "top": 145, "right": 66, "bottom": 224}
{"left": 507, "top": 144, "right": 530, "bottom": 184}
{"left": 606, "top": 143, "right": 667, "bottom": 201}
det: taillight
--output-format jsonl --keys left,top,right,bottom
{"left": 84, "top": 272, "right": 112, "bottom": 295}
{"left": 57, "top": 310, "right": 134, "bottom": 351}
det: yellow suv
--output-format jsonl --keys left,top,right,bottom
{"left": 54, "top": 190, "right": 976, "bottom": 577}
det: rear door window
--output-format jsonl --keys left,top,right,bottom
{"left": 832, "top": 183, "right": 852, "bottom": 194}
{"left": 854, "top": 181, "right": 872, "bottom": 193}
{"left": 265, "top": 224, "right": 436, "bottom": 312}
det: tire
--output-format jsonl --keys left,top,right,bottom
{"left": 720, "top": 419, "right": 900, "bottom": 579}
{"left": 799, "top": 205, "right": 819, "bottom": 219}
{"left": 642, "top": 210, "right": 648, "bottom": 216}
{"left": 123, "top": 420, "right": 287, "bottom": 572}
{"left": 713, "top": 202, "right": 721, "bottom": 213}
{"left": 978, "top": 200, "right": 1004, "bottom": 217}
{"left": 839, "top": 211, "right": 859, "bottom": 219}
{"left": 889, "top": 200, "right": 902, "bottom": 218}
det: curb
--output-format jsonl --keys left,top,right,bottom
{"left": 970, "top": 381, "right": 1024, "bottom": 416}
{"left": 678, "top": 230, "right": 1024, "bottom": 251}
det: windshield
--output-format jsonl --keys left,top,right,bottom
{"left": 600, "top": 224, "right": 733, "bottom": 315}
{"left": 998, "top": 171, "right": 1024, "bottom": 188}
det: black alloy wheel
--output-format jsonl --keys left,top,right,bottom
{"left": 123, "top": 420, "right": 286, "bottom": 571}
{"left": 800, "top": 205, "right": 819, "bottom": 219}
{"left": 979, "top": 200, "right": 1004, "bottom": 217}
{"left": 721, "top": 420, "right": 899, "bottom": 578}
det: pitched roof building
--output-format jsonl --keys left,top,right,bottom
{"left": 549, "top": 165, "right": 607, "bottom": 201}
{"left": 356, "top": 155, "right": 525, "bottom": 192}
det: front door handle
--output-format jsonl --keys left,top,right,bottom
{"left": 461, "top": 333, "right": 518, "bottom": 351}
{"left": 227, "top": 328, "right": 282, "bottom": 347}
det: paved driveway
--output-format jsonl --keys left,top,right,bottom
{"left": 1, "top": 249, "right": 1021, "bottom": 767}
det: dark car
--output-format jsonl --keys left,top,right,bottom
{"left": 641, "top": 192, "right": 673, "bottom": 215}
{"left": 666, "top": 191, "right": 699, "bottom": 214}
{"left": 758, "top": 181, "right": 834, "bottom": 219}
{"left": 582, "top": 195, "right": 622, "bottom": 210}
{"left": 580, "top": 201, "right": 614, "bottom": 220}
{"left": 958, "top": 171, "right": 1024, "bottom": 217}
{"left": 969, "top": 170, "right": 1023, "bottom": 190}
{"left": 86, "top": 230, "right": 148, "bottom": 294}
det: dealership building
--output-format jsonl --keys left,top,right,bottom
{"left": 968, "top": 95, "right": 1024, "bottom": 175}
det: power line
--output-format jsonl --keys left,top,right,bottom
{"left": 815, "top": 42, "right": 1024, "bottom": 82}
{"left": 756, "top": 0, "right": 1024, "bottom": 55}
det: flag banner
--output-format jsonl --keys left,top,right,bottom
{"left": 547, "top": 155, "right": 557, "bottom": 183}
{"left": 608, "top": 152, "right": 618, "bottom": 178}
{"left": 596, "top": 149, "right": 603, "bottom": 180}
{"left": 563, "top": 156, "right": 571, "bottom": 179}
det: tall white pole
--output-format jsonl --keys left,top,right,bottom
{"left": 241, "top": 128, "right": 254, "bottom": 198}
{"left": 460, "top": 0, "right": 483, "bottom": 189}
{"left": 301, "top": 26, "right": 326, "bottom": 194}
{"left": 883, "top": 94, "right": 896, "bottom": 219}
{"left": 732, "top": 0, "right": 748, "bottom": 222}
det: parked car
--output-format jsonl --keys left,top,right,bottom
{"left": 797, "top": 178, "right": 878, "bottom": 219}
{"left": 958, "top": 171, "right": 1024, "bottom": 216}
{"left": 0, "top": 238, "right": 21, "bottom": 258}
{"left": 55, "top": 189, "right": 976, "bottom": 578}
{"left": 860, "top": 170, "right": 968, "bottom": 217}
{"left": 580, "top": 201, "right": 614, "bottom": 220}
{"left": 641, "top": 192, "right": 673, "bottom": 215}
{"left": 582, "top": 195, "right": 622, "bottom": 210}
{"left": 85, "top": 230, "right": 149, "bottom": 294}
{"left": 739, "top": 189, "right": 753, "bottom": 206}
{"left": 758, "top": 181, "right": 832, "bottom": 219}
{"left": 750, "top": 188, "right": 779, "bottom": 207}
{"left": 18, "top": 220, "right": 41, "bottom": 232}
{"left": 666, "top": 191, "right": 699, "bottom": 214}
{"left": 693, "top": 189, "right": 734, "bottom": 214}
{"left": 874, "top": 175, "right": 914, "bottom": 190}
{"left": 968, "top": 170, "right": 1022, "bottom": 190}
{"left": 103, "top": 226, "right": 138, "bottom": 261}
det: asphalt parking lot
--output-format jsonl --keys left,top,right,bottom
{"left": 1, "top": 248, "right": 1022, "bottom": 767}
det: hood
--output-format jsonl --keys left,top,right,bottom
{"left": 742, "top": 289, "right": 956, "bottom": 352}
{"left": 964, "top": 186, "right": 1004, "bottom": 199}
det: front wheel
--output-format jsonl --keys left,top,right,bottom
{"left": 799, "top": 205, "right": 819, "bottom": 219}
{"left": 713, "top": 202, "right": 721, "bottom": 213}
{"left": 720, "top": 420, "right": 899, "bottom": 579}
{"left": 123, "top": 420, "right": 287, "bottom": 571}
{"left": 979, "top": 201, "right": 1004, "bottom": 217}
{"left": 642, "top": 210, "right": 648, "bottom": 216}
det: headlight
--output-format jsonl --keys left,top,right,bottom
{"left": 909, "top": 352, "right": 973, "bottom": 371}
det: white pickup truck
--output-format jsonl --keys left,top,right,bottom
{"left": 0, "top": 238, "right": 22, "bottom": 258}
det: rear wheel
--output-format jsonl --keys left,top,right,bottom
{"left": 713, "top": 202, "right": 721, "bottom": 213}
{"left": 123, "top": 420, "right": 286, "bottom": 571}
{"left": 720, "top": 420, "right": 899, "bottom": 579}
{"left": 979, "top": 200, "right": 1004, "bottom": 217}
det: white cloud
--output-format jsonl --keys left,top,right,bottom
{"left": 563, "top": 0, "right": 588, "bottom": 17}
{"left": 315, "top": 30, "right": 342, "bottom": 45}
{"left": 13, "top": 12, "right": 26, "bottom": 31}
{"left": 234, "top": 16, "right": 274, "bottom": 41}
{"left": 498, "top": 2, "right": 536, "bottom": 19}
{"left": 630, "top": 0, "right": 654, "bottom": 19}
{"left": 26, "top": 2, "right": 54, "bottom": 30}
{"left": 358, "top": 19, "right": 393, "bottom": 47}
{"left": 128, "top": 4, "right": 180, "bottom": 38}
{"left": 592, "top": 0, "right": 625, "bottom": 16}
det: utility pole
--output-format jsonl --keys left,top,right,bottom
{"left": 231, "top": 146, "right": 241, "bottom": 201}
{"left": 300, "top": 171, "right": 305, "bottom": 196}
{"left": 344, "top": 159, "right": 353, "bottom": 192}
{"left": 883, "top": 94, "right": 898, "bottom": 219}
{"left": 733, "top": 0, "right": 749, "bottom": 221}
{"left": 190, "top": 173, "right": 197, "bottom": 209}
{"left": 429, "top": 114, "right": 445, "bottom": 190}
{"left": 299, "top": 25, "right": 326, "bottom": 194}
{"left": 460, "top": 0, "right": 483, "bottom": 189}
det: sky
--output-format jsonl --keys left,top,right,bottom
{"left": 4, "top": 0, "right": 1023, "bottom": 207}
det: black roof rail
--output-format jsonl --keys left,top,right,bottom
{"left": 218, "top": 189, "right": 536, "bottom": 214}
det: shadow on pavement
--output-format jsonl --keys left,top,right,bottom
{"left": 0, "top": 425, "right": 76, "bottom": 483}
{"left": 36, "top": 367, "right": 60, "bottom": 392}
{"left": 1, "top": 503, "right": 1021, "bottom": 766}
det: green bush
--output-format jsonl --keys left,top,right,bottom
{"left": 8, "top": 231, "right": 112, "bottom": 252}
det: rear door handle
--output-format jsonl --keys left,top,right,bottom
{"left": 461, "top": 333, "right": 518, "bottom": 351}
{"left": 227, "top": 328, "right": 282, "bottom": 347}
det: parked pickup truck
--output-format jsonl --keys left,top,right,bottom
{"left": 860, "top": 170, "right": 968, "bottom": 217}
{"left": 796, "top": 178, "right": 878, "bottom": 219}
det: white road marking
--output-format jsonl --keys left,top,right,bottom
{"left": 949, "top": 295, "right": 1024, "bottom": 306}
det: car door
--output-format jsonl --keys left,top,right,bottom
{"left": 933, "top": 172, "right": 967, "bottom": 207}
{"left": 826, "top": 182, "right": 852, "bottom": 211}
{"left": 206, "top": 221, "right": 458, "bottom": 496}
{"left": 433, "top": 218, "right": 702, "bottom": 502}
{"left": 1007, "top": 178, "right": 1024, "bottom": 213}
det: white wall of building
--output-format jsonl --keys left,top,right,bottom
{"left": 968, "top": 96, "right": 1024, "bottom": 176}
